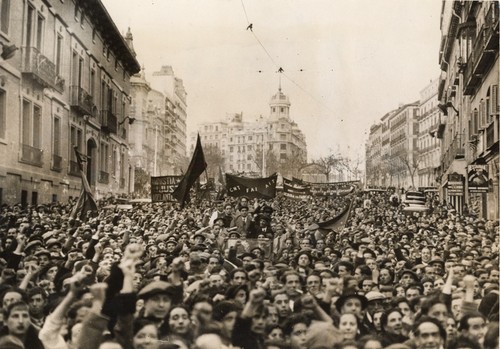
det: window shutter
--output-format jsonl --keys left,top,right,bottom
{"left": 492, "top": 85, "right": 499, "bottom": 115}
{"left": 473, "top": 108, "right": 479, "bottom": 134}
{"left": 479, "top": 100, "right": 485, "bottom": 129}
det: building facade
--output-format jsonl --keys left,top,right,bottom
{"left": 366, "top": 103, "right": 419, "bottom": 190}
{"left": 438, "top": 0, "right": 498, "bottom": 218}
{"left": 150, "top": 65, "right": 187, "bottom": 172}
{"left": 417, "top": 78, "right": 442, "bottom": 188}
{"left": 129, "top": 65, "right": 187, "bottom": 193}
{"left": 0, "top": 0, "right": 140, "bottom": 206}
{"left": 190, "top": 87, "right": 307, "bottom": 179}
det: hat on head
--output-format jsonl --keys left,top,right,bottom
{"left": 400, "top": 269, "right": 419, "bottom": 281}
{"left": 193, "top": 233, "right": 206, "bottom": 242}
{"left": 138, "top": 280, "right": 176, "bottom": 300}
{"left": 365, "top": 291, "right": 386, "bottom": 302}
{"left": 46, "top": 238, "right": 62, "bottom": 249}
{"left": 34, "top": 249, "right": 51, "bottom": 257}
{"left": 212, "top": 300, "right": 241, "bottom": 321}
{"left": 213, "top": 217, "right": 225, "bottom": 226}
{"left": 335, "top": 292, "right": 368, "bottom": 312}
{"left": 429, "top": 257, "right": 445, "bottom": 267}
{"left": 25, "top": 240, "right": 42, "bottom": 251}
{"left": 238, "top": 252, "right": 257, "bottom": 260}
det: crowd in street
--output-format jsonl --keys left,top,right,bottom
{"left": 0, "top": 188, "right": 498, "bottom": 349}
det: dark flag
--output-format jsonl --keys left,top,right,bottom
{"left": 70, "top": 146, "right": 98, "bottom": 221}
{"left": 216, "top": 166, "right": 226, "bottom": 200}
{"left": 173, "top": 134, "right": 207, "bottom": 207}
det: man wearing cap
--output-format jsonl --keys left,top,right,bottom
{"left": 137, "top": 257, "right": 184, "bottom": 326}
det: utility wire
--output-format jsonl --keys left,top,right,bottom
{"left": 240, "top": 0, "right": 336, "bottom": 116}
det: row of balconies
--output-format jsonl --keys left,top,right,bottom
{"left": 20, "top": 147, "right": 125, "bottom": 187}
{"left": 20, "top": 47, "right": 123, "bottom": 136}
{"left": 441, "top": 133, "right": 465, "bottom": 172}
{"left": 463, "top": 4, "right": 499, "bottom": 95}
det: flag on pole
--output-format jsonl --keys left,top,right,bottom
{"left": 173, "top": 134, "right": 207, "bottom": 208}
{"left": 70, "top": 146, "right": 98, "bottom": 221}
{"left": 217, "top": 166, "right": 226, "bottom": 200}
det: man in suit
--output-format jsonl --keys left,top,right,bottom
{"left": 230, "top": 206, "right": 253, "bottom": 237}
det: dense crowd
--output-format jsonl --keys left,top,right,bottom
{"left": 0, "top": 189, "right": 498, "bottom": 349}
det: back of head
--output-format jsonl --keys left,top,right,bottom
{"left": 306, "top": 321, "right": 342, "bottom": 349}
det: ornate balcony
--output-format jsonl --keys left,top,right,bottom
{"left": 51, "top": 154, "right": 62, "bottom": 171}
{"left": 20, "top": 144, "right": 43, "bottom": 166}
{"left": 98, "top": 171, "right": 109, "bottom": 184}
{"left": 464, "top": 4, "right": 499, "bottom": 95}
{"left": 21, "top": 47, "right": 57, "bottom": 89}
{"left": 101, "top": 109, "right": 117, "bottom": 134}
{"left": 441, "top": 134, "right": 465, "bottom": 172}
{"left": 70, "top": 86, "right": 95, "bottom": 116}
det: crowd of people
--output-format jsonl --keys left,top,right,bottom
{"left": 0, "top": 188, "right": 498, "bottom": 349}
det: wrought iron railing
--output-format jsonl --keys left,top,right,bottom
{"left": 21, "top": 47, "right": 56, "bottom": 89}
{"left": 51, "top": 154, "right": 62, "bottom": 171}
{"left": 69, "top": 86, "right": 94, "bottom": 116}
{"left": 20, "top": 144, "right": 43, "bottom": 166}
{"left": 98, "top": 171, "right": 109, "bottom": 184}
{"left": 101, "top": 109, "right": 117, "bottom": 134}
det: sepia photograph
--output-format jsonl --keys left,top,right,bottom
{"left": 0, "top": 1, "right": 498, "bottom": 348}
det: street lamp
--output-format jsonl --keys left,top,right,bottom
{"left": 118, "top": 116, "right": 136, "bottom": 126}
{"left": 0, "top": 41, "right": 18, "bottom": 61}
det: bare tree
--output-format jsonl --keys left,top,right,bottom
{"left": 204, "top": 144, "right": 225, "bottom": 179}
{"left": 314, "top": 154, "right": 342, "bottom": 182}
{"left": 396, "top": 151, "right": 420, "bottom": 189}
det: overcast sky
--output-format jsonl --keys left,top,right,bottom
{"left": 101, "top": 0, "right": 443, "bottom": 161}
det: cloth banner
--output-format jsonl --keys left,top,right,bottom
{"left": 283, "top": 177, "right": 311, "bottom": 200}
{"left": 308, "top": 180, "right": 360, "bottom": 196}
{"left": 151, "top": 176, "right": 182, "bottom": 202}
{"left": 70, "top": 147, "right": 98, "bottom": 221}
{"left": 225, "top": 173, "right": 277, "bottom": 199}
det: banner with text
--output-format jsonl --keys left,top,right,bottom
{"left": 283, "top": 177, "right": 311, "bottom": 200}
{"left": 308, "top": 180, "right": 360, "bottom": 196}
{"left": 151, "top": 175, "right": 182, "bottom": 202}
{"left": 226, "top": 173, "right": 277, "bottom": 199}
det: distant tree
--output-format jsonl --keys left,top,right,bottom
{"left": 314, "top": 153, "right": 343, "bottom": 182}
{"left": 254, "top": 146, "right": 279, "bottom": 177}
{"left": 397, "top": 151, "right": 420, "bottom": 189}
{"left": 203, "top": 144, "right": 225, "bottom": 179}
{"left": 279, "top": 154, "right": 306, "bottom": 179}
{"left": 134, "top": 167, "right": 150, "bottom": 197}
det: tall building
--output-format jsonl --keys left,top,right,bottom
{"left": 0, "top": 0, "right": 140, "bottom": 205}
{"left": 365, "top": 103, "right": 419, "bottom": 189}
{"left": 129, "top": 64, "right": 187, "bottom": 193}
{"left": 150, "top": 65, "right": 187, "bottom": 171}
{"left": 190, "top": 87, "right": 307, "bottom": 179}
{"left": 417, "top": 78, "right": 443, "bottom": 188}
{"left": 438, "top": 0, "right": 498, "bottom": 218}
{"left": 365, "top": 123, "right": 382, "bottom": 186}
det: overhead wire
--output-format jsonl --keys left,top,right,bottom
{"left": 239, "top": 0, "right": 336, "bottom": 116}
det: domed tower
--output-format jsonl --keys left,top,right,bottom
{"left": 269, "top": 81, "right": 291, "bottom": 121}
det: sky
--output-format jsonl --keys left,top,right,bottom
{"left": 101, "top": 0, "right": 443, "bottom": 162}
